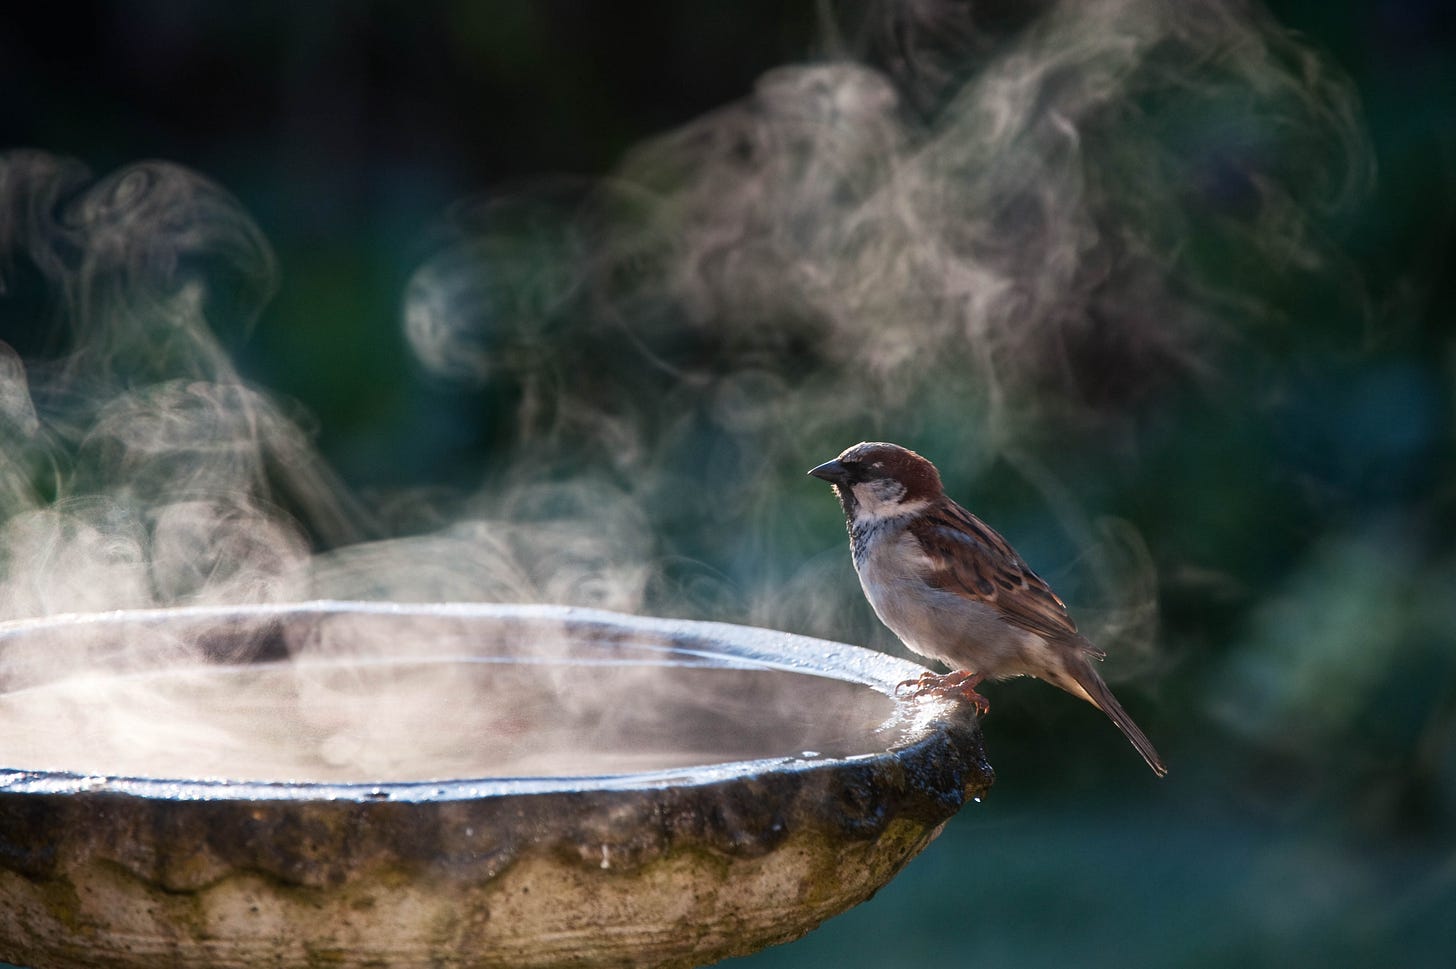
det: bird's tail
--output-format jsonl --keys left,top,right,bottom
{"left": 1063, "top": 658, "right": 1168, "bottom": 777}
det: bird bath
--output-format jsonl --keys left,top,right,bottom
{"left": 0, "top": 601, "right": 992, "bottom": 968}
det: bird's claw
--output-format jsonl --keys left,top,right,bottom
{"left": 894, "top": 670, "right": 990, "bottom": 716}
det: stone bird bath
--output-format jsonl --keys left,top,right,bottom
{"left": 0, "top": 601, "right": 992, "bottom": 968}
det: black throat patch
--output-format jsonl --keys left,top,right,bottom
{"left": 832, "top": 483, "right": 858, "bottom": 523}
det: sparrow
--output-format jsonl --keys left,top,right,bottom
{"left": 809, "top": 441, "right": 1167, "bottom": 777}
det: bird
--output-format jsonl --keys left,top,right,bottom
{"left": 808, "top": 441, "right": 1168, "bottom": 776}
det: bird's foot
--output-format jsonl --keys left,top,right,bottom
{"left": 894, "top": 670, "right": 990, "bottom": 715}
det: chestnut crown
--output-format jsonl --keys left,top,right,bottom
{"left": 807, "top": 441, "right": 945, "bottom": 503}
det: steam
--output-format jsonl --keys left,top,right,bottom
{"left": 0, "top": 153, "right": 362, "bottom": 620}
{"left": 399, "top": 0, "right": 1369, "bottom": 644}
{"left": 2, "top": 612, "right": 894, "bottom": 782}
{"left": 0, "top": 0, "right": 1369, "bottom": 778}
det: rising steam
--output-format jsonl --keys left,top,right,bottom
{"left": 401, "top": 0, "right": 1370, "bottom": 645}
{"left": 0, "top": 0, "right": 1369, "bottom": 777}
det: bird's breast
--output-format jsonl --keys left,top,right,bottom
{"left": 852, "top": 522, "right": 1041, "bottom": 675}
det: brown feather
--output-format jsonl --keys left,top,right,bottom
{"left": 1062, "top": 657, "right": 1169, "bottom": 777}
{"left": 909, "top": 499, "right": 1084, "bottom": 645}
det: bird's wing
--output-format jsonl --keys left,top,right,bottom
{"left": 909, "top": 500, "right": 1096, "bottom": 649}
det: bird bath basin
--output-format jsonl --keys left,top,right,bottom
{"left": 0, "top": 601, "right": 992, "bottom": 968}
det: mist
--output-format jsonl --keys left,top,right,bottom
{"left": 0, "top": 0, "right": 1369, "bottom": 756}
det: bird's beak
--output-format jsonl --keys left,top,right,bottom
{"left": 807, "top": 459, "right": 850, "bottom": 484}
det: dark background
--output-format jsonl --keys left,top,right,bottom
{"left": 2, "top": 2, "right": 1454, "bottom": 966}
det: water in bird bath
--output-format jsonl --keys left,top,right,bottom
{"left": 0, "top": 654, "right": 899, "bottom": 783}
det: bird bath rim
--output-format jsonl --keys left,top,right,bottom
{"left": 0, "top": 599, "right": 961, "bottom": 801}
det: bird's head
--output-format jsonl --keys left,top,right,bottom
{"left": 807, "top": 441, "right": 944, "bottom": 521}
